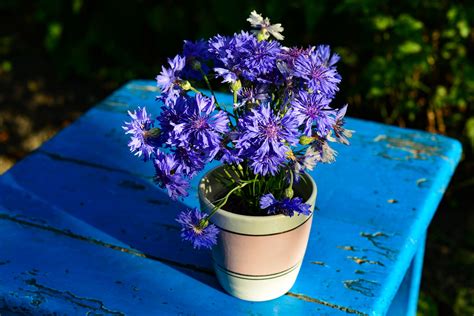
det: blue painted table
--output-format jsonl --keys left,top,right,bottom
{"left": 0, "top": 80, "right": 462, "bottom": 315}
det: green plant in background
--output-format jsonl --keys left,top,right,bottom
{"left": 334, "top": 0, "right": 473, "bottom": 146}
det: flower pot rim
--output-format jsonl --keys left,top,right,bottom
{"left": 198, "top": 164, "right": 317, "bottom": 228}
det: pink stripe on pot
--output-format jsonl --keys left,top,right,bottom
{"left": 212, "top": 216, "right": 313, "bottom": 276}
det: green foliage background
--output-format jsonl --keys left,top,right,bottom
{"left": 1, "top": 0, "right": 473, "bottom": 314}
{"left": 3, "top": 0, "right": 473, "bottom": 144}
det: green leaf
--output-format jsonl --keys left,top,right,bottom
{"left": 45, "top": 22, "right": 62, "bottom": 51}
{"left": 457, "top": 20, "right": 470, "bottom": 38}
{"left": 398, "top": 41, "right": 422, "bottom": 55}
{"left": 466, "top": 117, "right": 474, "bottom": 149}
{"left": 373, "top": 15, "right": 394, "bottom": 31}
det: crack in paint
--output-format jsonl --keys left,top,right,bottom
{"left": 0, "top": 213, "right": 213, "bottom": 276}
{"left": 22, "top": 278, "right": 125, "bottom": 315}
{"left": 360, "top": 232, "right": 398, "bottom": 260}
{"left": 286, "top": 292, "right": 367, "bottom": 315}
{"left": 118, "top": 180, "right": 147, "bottom": 191}
{"left": 343, "top": 279, "right": 380, "bottom": 297}
{"left": 1, "top": 212, "right": 375, "bottom": 315}
{"left": 347, "top": 256, "right": 385, "bottom": 266}
{"left": 37, "top": 150, "right": 150, "bottom": 179}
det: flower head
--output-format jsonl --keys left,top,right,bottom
{"left": 293, "top": 48, "right": 341, "bottom": 98}
{"left": 182, "top": 40, "right": 211, "bottom": 79}
{"left": 292, "top": 90, "right": 336, "bottom": 137}
{"left": 259, "top": 193, "right": 311, "bottom": 216}
{"left": 122, "top": 107, "right": 158, "bottom": 161}
{"left": 174, "top": 94, "right": 229, "bottom": 160}
{"left": 241, "top": 39, "right": 282, "bottom": 81}
{"left": 176, "top": 208, "right": 219, "bottom": 249}
{"left": 236, "top": 104, "right": 299, "bottom": 175}
{"left": 247, "top": 10, "right": 285, "bottom": 41}
{"left": 156, "top": 55, "right": 186, "bottom": 92}
{"left": 153, "top": 152, "right": 189, "bottom": 199}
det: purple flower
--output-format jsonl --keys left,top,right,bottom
{"left": 214, "top": 67, "right": 239, "bottom": 83}
{"left": 208, "top": 32, "right": 257, "bottom": 83}
{"left": 259, "top": 193, "right": 311, "bottom": 217}
{"left": 241, "top": 39, "right": 282, "bottom": 81}
{"left": 173, "top": 146, "right": 206, "bottom": 177}
{"left": 174, "top": 94, "right": 229, "bottom": 160}
{"left": 235, "top": 105, "right": 299, "bottom": 175}
{"left": 332, "top": 104, "right": 353, "bottom": 145}
{"left": 292, "top": 90, "right": 336, "bottom": 137}
{"left": 153, "top": 152, "right": 189, "bottom": 200}
{"left": 176, "top": 208, "right": 219, "bottom": 249}
{"left": 182, "top": 40, "right": 211, "bottom": 79}
{"left": 156, "top": 55, "right": 186, "bottom": 92}
{"left": 122, "top": 107, "right": 158, "bottom": 161}
{"left": 293, "top": 48, "right": 341, "bottom": 98}
{"left": 314, "top": 45, "right": 340, "bottom": 68}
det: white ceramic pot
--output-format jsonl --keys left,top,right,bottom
{"left": 198, "top": 166, "right": 317, "bottom": 302}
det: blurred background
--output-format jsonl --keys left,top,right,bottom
{"left": 0, "top": 0, "right": 472, "bottom": 314}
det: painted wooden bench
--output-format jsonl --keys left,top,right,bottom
{"left": 0, "top": 80, "right": 462, "bottom": 315}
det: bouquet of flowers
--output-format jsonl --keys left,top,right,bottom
{"left": 124, "top": 11, "right": 352, "bottom": 250}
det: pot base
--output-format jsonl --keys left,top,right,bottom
{"left": 213, "top": 260, "right": 302, "bottom": 302}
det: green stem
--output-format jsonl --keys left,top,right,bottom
{"left": 200, "top": 69, "right": 221, "bottom": 108}
{"left": 207, "top": 181, "right": 253, "bottom": 218}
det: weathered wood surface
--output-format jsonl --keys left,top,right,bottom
{"left": 0, "top": 80, "right": 462, "bottom": 315}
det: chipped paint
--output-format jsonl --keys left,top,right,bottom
{"left": 337, "top": 246, "right": 356, "bottom": 251}
{"left": 347, "top": 256, "right": 384, "bottom": 266}
{"left": 355, "top": 270, "right": 365, "bottom": 275}
{"left": 310, "top": 261, "right": 326, "bottom": 266}
{"left": 373, "top": 134, "right": 447, "bottom": 161}
{"left": 360, "top": 232, "right": 398, "bottom": 261}
{"left": 387, "top": 199, "right": 398, "bottom": 204}
{"left": 286, "top": 292, "right": 367, "bottom": 315}
{"left": 416, "top": 178, "right": 428, "bottom": 187}
{"left": 343, "top": 279, "right": 380, "bottom": 297}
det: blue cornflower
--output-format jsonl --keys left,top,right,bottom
{"left": 182, "top": 40, "right": 211, "bottom": 79}
{"left": 156, "top": 55, "right": 186, "bottom": 92}
{"left": 259, "top": 193, "right": 311, "bottom": 217}
{"left": 173, "top": 146, "right": 206, "bottom": 177}
{"left": 174, "top": 94, "right": 229, "bottom": 160}
{"left": 208, "top": 35, "right": 235, "bottom": 67}
{"left": 157, "top": 95, "right": 188, "bottom": 145}
{"left": 292, "top": 90, "right": 336, "bottom": 137}
{"left": 209, "top": 32, "right": 258, "bottom": 83}
{"left": 122, "top": 107, "right": 158, "bottom": 161}
{"left": 241, "top": 39, "right": 282, "bottom": 81}
{"left": 236, "top": 104, "right": 299, "bottom": 175}
{"left": 153, "top": 152, "right": 189, "bottom": 200}
{"left": 176, "top": 208, "right": 219, "bottom": 249}
{"left": 314, "top": 45, "right": 340, "bottom": 68}
{"left": 293, "top": 48, "right": 341, "bottom": 98}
